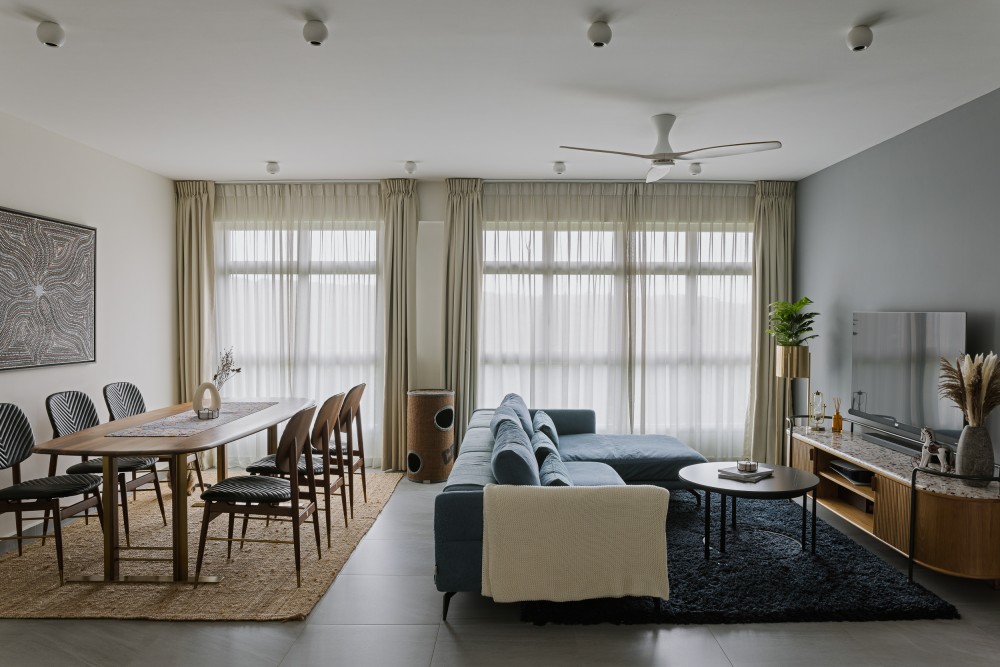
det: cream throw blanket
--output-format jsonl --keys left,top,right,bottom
{"left": 481, "top": 484, "right": 670, "bottom": 603}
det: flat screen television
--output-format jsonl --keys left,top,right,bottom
{"left": 850, "top": 311, "right": 966, "bottom": 452}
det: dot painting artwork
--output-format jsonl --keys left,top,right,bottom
{"left": 0, "top": 207, "right": 96, "bottom": 371}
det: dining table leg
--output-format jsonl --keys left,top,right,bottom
{"left": 215, "top": 444, "right": 227, "bottom": 482}
{"left": 102, "top": 456, "right": 120, "bottom": 581}
{"left": 267, "top": 424, "right": 278, "bottom": 455}
{"left": 170, "top": 454, "right": 188, "bottom": 581}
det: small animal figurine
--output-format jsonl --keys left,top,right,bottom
{"left": 919, "top": 427, "right": 950, "bottom": 471}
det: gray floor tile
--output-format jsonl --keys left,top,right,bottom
{"left": 340, "top": 538, "right": 435, "bottom": 576}
{"left": 124, "top": 621, "right": 307, "bottom": 667}
{"left": 280, "top": 624, "right": 438, "bottom": 667}
{"left": 308, "top": 574, "right": 443, "bottom": 625}
{"left": 711, "top": 623, "right": 881, "bottom": 667}
{"left": 430, "top": 623, "right": 579, "bottom": 667}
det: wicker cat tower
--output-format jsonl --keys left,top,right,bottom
{"left": 406, "top": 390, "right": 455, "bottom": 483}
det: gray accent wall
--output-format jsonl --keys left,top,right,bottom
{"left": 797, "top": 86, "right": 1000, "bottom": 450}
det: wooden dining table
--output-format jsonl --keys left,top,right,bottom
{"left": 32, "top": 397, "right": 314, "bottom": 584}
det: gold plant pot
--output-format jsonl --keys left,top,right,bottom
{"left": 775, "top": 345, "right": 810, "bottom": 379}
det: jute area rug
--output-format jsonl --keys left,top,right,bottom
{"left": 0, "top": 470, "right": 402, "bottom": 621}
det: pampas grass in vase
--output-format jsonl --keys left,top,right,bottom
{"left": 939, "top": 353, "right": 999, "bottom": 486}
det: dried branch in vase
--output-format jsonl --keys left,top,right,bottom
{"left": 212, "top": 347, "right": 243, "bottom": 390}
{"left": 939, "top": 353, "right": 1000, "bottom": 428}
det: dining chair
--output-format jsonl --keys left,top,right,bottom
{"left": 194, "top": 405, "right": 320, "bottom": 588}
{"left": 0, "top": 403, "right": 104, "bottom": 584}
{"left": 103, "top": 381, "right": 206, "bottom": 492}
{"left": 44, "top": 390, "right": 166, "bottom": 547}
{"left": 245, "top": 393, "right": 349, "bottom": 547}
{"left": 338, "top": 383, "right": 368, "bottom": 518}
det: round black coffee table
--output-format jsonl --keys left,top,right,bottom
{"left": 678, "top": 462, "right": 820, "bottom": 559}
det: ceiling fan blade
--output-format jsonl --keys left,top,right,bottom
{"left": 560, "top": 145, "right": 656, "bottom": 160}
{"left": 673, "top": 141, "right": 782, "bottom": 160}
{"left": 645, "top": 164, "right": 671, "bottom": 183}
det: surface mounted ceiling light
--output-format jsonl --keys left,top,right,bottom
{"left": 36, "top": 21, "right": 65, "bottom": 48}
{"left": 688, "top": 162, "right": 702, "bottom": 176}
{"left": 587, "top": 21, "right": 612, "bottom": 47}
{"left": 553, "top": 161, "right": 566, "bottom": 175}
{"left": 266, "top": 161, "right": 280, "bottom": 175}
{"left": 303, "top": 20, "right": 329, "bottom": 46}
{"left": 847, "top": 25, "right": 873, "bottom": 52}
{"left": 404, "top": 161, "right": 417, "bottom": 175}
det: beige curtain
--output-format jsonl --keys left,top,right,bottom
{"left": 380, "top": 179, "right": 418, "bottom": 470}
{"left": 744, "top": 181, "right": 796, "bottom": 463}
{"left": 175, "top": 180, "right": 217, "bottom": 468}
{"left": 444, "top": 178, "right": 483, "bottom": 446}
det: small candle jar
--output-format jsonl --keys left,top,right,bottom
{"left": 197, "top": 408, "right": 219, "bottom": 420}
{"left": 737, "top": 459, "right": 758, "bottom": 472}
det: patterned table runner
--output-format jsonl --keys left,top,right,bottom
{"left": 106, "top": 401, "right": 279, "bottom": 437}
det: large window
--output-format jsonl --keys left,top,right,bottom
{"left": 479, "top": 183, "right": 752, "bottom": 459}
{"left": 214, "top": 183, "right": 384, "bottom": 467}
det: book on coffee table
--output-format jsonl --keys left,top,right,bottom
{"left": 718, "top": 465, "right": 774, "bottom": 483}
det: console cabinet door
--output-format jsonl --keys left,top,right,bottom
{"left": 872, "top": 474, "right": 911, "bottom": 553}
{"left": 790, "top": 437, "right": 814, "bottom": 473}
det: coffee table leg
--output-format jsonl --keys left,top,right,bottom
{"left": 812, "top": 489, "right": 817, "bottom": 554}
{"left": 801, "top": 492, "right": 807, "bottom": 551}
{"left": 720, "top": 494, "right": 727, "bottom": 554}
{"left": 704, "top": 490, "right": 711, "bottom": 560}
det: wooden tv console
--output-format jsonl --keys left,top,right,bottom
{"left": 789, "top": 429, "right": 1000, "bottom": 581}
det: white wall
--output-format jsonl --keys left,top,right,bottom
{"left": 0, "top": 112, "right": 176, "bottom": 536}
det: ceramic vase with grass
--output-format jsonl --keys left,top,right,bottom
{"left": 939, "top": 353, "right": 999, "bottom": 487}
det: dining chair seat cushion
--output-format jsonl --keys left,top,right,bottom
{"left": 201, "top": 475, "right": 292, "bottom": 503}
{"left": 66, "top": 456, "right": 158, "bottom": 474}
{"left": 0, "top": 474, "right": 102, "bottom": 500}
{"left": 245, "top": 454, "right": 326, "bottom": 476}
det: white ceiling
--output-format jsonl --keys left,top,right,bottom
{"left": 1, "top": 0, "right": 999, "bottom": 182}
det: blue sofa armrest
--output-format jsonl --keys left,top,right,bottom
{"left": 435, "top": 490, "right": 485, "bottom": 593}
{"left": 528, "top": 408, "right": 595, "bottom": 435}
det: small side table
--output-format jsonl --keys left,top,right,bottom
{"left": 678, "top": 462, "right": 820, "bottom": 559}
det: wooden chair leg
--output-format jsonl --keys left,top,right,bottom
{"left": 227, "top": 513, "right": 235, "bottom": 561}
{"left": 312, "top": 508, "right": 322, "bottom": 560}
{"left": 323, "top": 477, "right": 333, "bottom": 548}
{"left": 118, "top": 473, "right": 131, "bottom": 548}
{"left": 347, "top": 466, "right": 355, "bottom": 519}
{"left": 340, "top": 481, "right": 349, "bottom": 528}
{"left": 193, "top": 456, "right": 206, "bottom": 492}
{"left": 151, "top": 467, "right": 167, "bottom": 526}
{"left": 359, "top": 460, "right": 367, "bottom": 503}
{"left": 132, "top": 470, "right": 137, "bottom": 501}
{"left": 292, "top": 513, "right": 302, "bottom": 588}
{"left": 94, "top": 490, "right": 105, "bottom": 530}
{"left": 194, "top": 504, "right": 214, "bottom": 588}
{"left": 41, "top": 455, "right": 58, "bottom": 546}
{"left": 239, "top": 505, "right": 250, "bottom": 551}
{"left": 14, "top": 506, "right": 23, "bottom": 557}
{"left": 52, "top": 504, "right": 65, "bottom": 585}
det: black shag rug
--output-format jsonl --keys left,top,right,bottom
{"left": 521, "top": 493, "right": 959, "bottom": 625}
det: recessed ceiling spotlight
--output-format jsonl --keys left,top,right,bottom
{"left": 404, "top": 161, "right": 417, "bottom": 175}
{"left": 587, "top": 20, "right": 612, "bottom": 48}
{"left": 553, "top": 161, "right": 566, "bottom": 175}
{"left": 847, "top": 25, "right": 873, "bottom": 52}
{"left": 688, "top": 163, "right": 702, "bottom": 176}
{"left": 303, "top": 20, "right": 329, "bottom": 46}
{"left": 266, "top": 161, "right": 280, "bottom": 175}
{"left": 36, "top": 21, "right": 65, "bottom": 48}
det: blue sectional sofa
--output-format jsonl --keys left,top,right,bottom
{"left": 434, "top": 403, "right": 707, "bottom": 618}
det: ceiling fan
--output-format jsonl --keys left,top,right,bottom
{"left": 560, "top": 113, "right": 782, "bottom": 182}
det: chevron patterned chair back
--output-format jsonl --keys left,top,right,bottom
{"left": 103, "top": 382, "right": 147, "bottom": 421}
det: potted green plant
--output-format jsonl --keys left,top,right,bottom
{"left": 939, "top": 353, "right": 999, "bottom": 487}
{"left": 768, "top": 297, "right": 818, "bottom": 378}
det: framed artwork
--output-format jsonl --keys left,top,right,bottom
{"left": 0, "top": 206, "right": 96, "bottom": 371}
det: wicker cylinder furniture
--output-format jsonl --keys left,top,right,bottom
{"left": 406, "top": 390, "right": 455, "bottom": 483}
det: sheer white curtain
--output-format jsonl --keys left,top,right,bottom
{"left": 480, "top": 182, "right": 754, "bottom": 459}
{"left": 214, "top": 183, "right": 384, "bottom": 468}
{"left": 480, "top": 183, "right": 630, "bottom": 432}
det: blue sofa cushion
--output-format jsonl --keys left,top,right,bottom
{"left": 563, "top": 461, "right": 626, "bottom": 486}
{"left": 532, "top": 410, "right": 560, "bottom": 447}
{"left": 539, "top": 453, "right": 573, "bottom": 486}
{"left": 530, "top": 430, "right": 559, "bottom": 467}
{"left": 500, "top": 393, "right": 533, "bottom": 434}
{"left": 558, "top": 433, "right": 707, "bottom": 483}
{"left": 489, "top": 406, "right": 522, "bottom": 439}
{"left": 490, "top": 420, "right": 540, "bottom": 486}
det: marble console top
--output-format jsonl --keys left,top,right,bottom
{"left": 791, "top": 428, "right": 1000, "bottom": 500}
